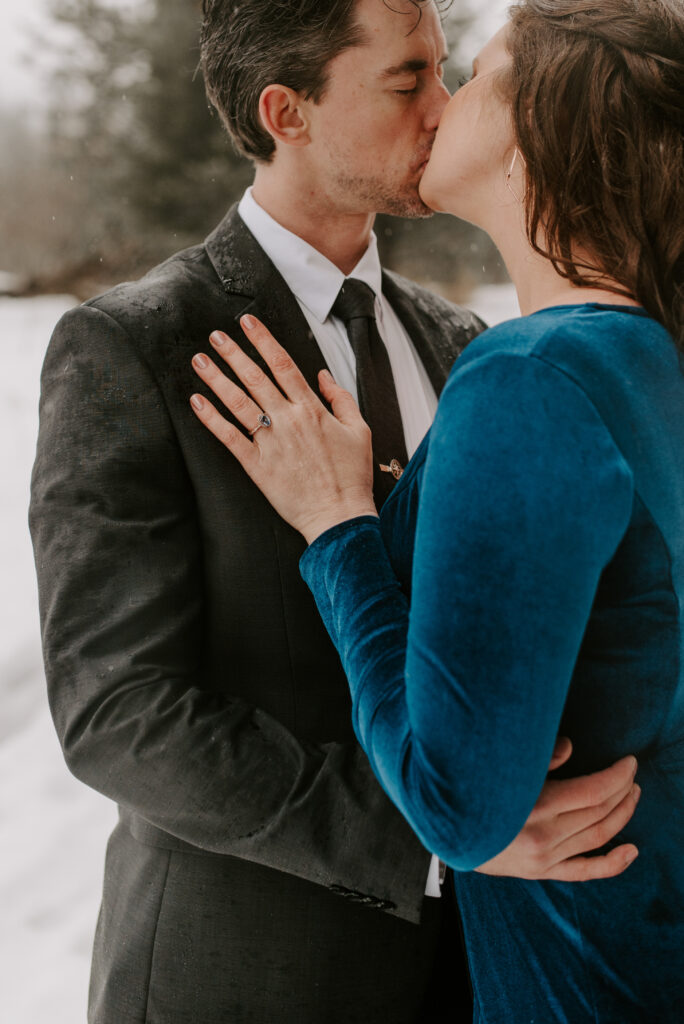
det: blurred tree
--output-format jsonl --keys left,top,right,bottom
{"left": 42, "top": 0, "right": 250, "bottom": 282}
{"left": 116, "top": 0, "right": 252, "bottom": 236}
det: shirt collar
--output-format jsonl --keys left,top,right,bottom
{"left": 237, "top": 186, "right": 383, "bottom": 323}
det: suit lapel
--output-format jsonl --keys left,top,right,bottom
{"left": 205, "top": 205, "right": 331, "bottom": 396}
{"left": 382, "top": 270, "right": 470, "bottom": 398}
{"left": 205, "top": 207, "right": 472, "bottom": 406}
{"left": 237, "top": 281, "right": 331, "bottom": 397}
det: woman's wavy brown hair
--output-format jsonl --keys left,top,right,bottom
{"left": 504, "top": 0, "right": 684, "bottom": 349}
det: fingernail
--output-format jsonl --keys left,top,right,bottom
{"left": 321, "top": 370, "right": 334, "bottom": 383}
{"left": 241, "top": 314, "right": 256, "bottom": 330}
{"left": 624, "top": 848, "right": 639, "bottom": 865}
{"left": 193, "top": 353, "right": 208, "bottom": 369}
{"left": 632, "top": 784, "right": 642, "bottom": 803}
{"left": 190, "top": 394, "right": 204, "bottom": 410}
{"left": 210, "top": 331, "right": 227, "bottom": 346}
{"left": 630, "top": 756, "right": 638, "bottom": 777}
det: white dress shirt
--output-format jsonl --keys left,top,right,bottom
{"left": 237, "top": 188, "right": 443, "bottom": 897}
{"left": 237, "top": 188, "right": 438, "bottom": 458}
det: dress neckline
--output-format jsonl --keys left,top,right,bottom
{"left": 529, "top": 302, "right": 649, "bottom": 319}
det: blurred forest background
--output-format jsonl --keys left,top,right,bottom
{"left": 0, "top": 0, "right": 509, "bottom": 303}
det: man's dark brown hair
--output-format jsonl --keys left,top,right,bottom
{"left": 200, "top": 0, "right": 437, "bottom": 165}
{"left": 505, "top": 0, "right": 684, "bottom": 348}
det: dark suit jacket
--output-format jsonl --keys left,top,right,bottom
{"left": 30, "top": 205, "right": 484, "bottom": 1021}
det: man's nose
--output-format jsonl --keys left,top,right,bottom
{"left": 425, "top": 78, "right": 451, "bottom": 133}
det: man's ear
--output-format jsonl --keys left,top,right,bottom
{"left": 258, "top": 85, "right": 311, "bottom": 148}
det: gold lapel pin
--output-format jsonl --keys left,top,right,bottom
{"left": 379, "top": 459, "right": 404, "bottom": 480}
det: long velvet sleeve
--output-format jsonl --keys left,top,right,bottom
{"left": 300, "top": 350, "right": 635, "bottom": 869}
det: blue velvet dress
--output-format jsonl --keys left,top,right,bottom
{"left": 300, "top": 305, "right": 684, "bottom": 1022}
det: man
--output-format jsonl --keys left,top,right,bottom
{"left": 30, "top": 1, "right": 640, "bottom": 1021}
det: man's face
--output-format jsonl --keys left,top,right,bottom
{"left": 302, "top": 0, "right": 450, "bottom": 218}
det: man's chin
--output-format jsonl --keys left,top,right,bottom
{"left": 377, "top": 191, "right": 434, "bottom": 220}
{"left": 332, "top": 174, "right": 434, "bottom": 220}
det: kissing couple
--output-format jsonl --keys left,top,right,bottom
{"left": 31, "top": 1, "right": 684, "bottom": 1021}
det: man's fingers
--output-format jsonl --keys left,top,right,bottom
{"left": 542, "top": 843, "right": 639, "bottom": 883}
{"left": 548, "top": 736, "right": 572, "bottom": 772}
{"left": 190, "top": 394, "right": 259, "bottom": 472}
{"left": 552, "top": 784, "right": 641, "bottom": 862}
{"left": 545, "top": 773, "right": 636, "bottom": 845}
{"left": 192, "top": 354, "right": 265, "bottom": 432}
{"left": 540, "top": 754, "right": 637, "bottom": 814}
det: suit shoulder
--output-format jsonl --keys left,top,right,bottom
{"left": 50, "top": 233, "right": 250, "bottom": 372}
{"left": 82, "top": 242, "right": 222, "bottom": 326}
{"left": 382, "top": 268, "right": 486, "bottom": 335}
{"left": 44, "top": 239, "right": 237, "bottom": 387}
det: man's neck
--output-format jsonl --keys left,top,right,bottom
{"left": 251, "top": 169, "right": 375, "bottom": 276}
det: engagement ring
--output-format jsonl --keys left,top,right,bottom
{"left": 249, "top": 413, "right": 272, "bottom": 436}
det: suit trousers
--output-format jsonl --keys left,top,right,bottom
{"left": 88, "top": 822, "right": 472, "bottom": 1024}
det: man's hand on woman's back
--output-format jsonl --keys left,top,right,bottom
{"left": 476, "top": 738, "right": 640, "bottom": 881}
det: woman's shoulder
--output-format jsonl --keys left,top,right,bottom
{"left": 451, "top": 303, "right": 674, "bottom": 395}
{"left": 456, "top": 302, "right": 665, "bottom": 358}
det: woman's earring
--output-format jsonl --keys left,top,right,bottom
{"left": 505, "top": 147, "right": 526, "bottom": 203}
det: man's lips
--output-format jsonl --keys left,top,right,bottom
{"left": 413, "top": 150, "right": 433, "bottom": 174}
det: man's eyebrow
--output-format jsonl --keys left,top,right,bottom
{"left": 380, "top": 54, "right": 449, "bottom": 78}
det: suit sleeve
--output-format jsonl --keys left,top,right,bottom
{"left": 300, "top": 351, "right": 635, "bottom": 870}
{"left": 29, "top": 304, "right": 431, "bottom": 922}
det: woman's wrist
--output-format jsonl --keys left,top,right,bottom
{"left": 300, "top": 503, "right": 379, "bottom": 546}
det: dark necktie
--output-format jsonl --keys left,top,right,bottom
{"left": 331, "top": 279, "right": 409, "bottom": 507}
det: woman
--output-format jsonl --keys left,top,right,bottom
{"left": 190, "top": 1, "right": 684, "bottom": 1019}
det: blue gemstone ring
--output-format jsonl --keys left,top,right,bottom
{"left": 248, "top": 412, "right": 272, "bottom": 436}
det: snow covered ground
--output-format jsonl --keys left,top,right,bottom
{"left": 0, "top": 295, "right": 117, "bottom": 1024}
{"left": 0, "top": 282, "right": 518, "bottom": 1023}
